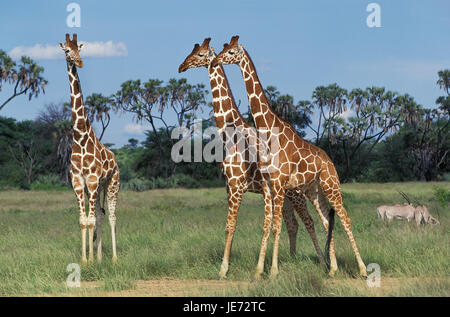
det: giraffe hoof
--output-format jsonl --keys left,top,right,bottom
{"left": 269, "top": 270, "right": 279, "bottom": 279}
{"left": 251, "top": 273, "right": 262, "bottom": 283}
{"left": 218, "top": 272, "right": 228, "bottom": 280}
{"left": 81, "top": 258, "right": 88, "bottom": 265}
{"left": 112, "top": 256, "right": 118, "bottom": 263}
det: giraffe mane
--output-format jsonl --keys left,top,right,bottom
{"left": 243, "top": 48, "right": 303, "bottom": 138}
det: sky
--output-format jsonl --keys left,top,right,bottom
{"left": 1, "top": 0, "right": 449, "bottom": 147}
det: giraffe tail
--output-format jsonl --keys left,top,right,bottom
{"left": 93, "top": 187, "right": 107, "bottom": 242}
{"left": 324, "top": 207, "right": 335, "bottom": 265}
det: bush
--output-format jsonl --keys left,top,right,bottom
{"left": 433, "top": 186, "right": 450, "bottom": 209}
{"left": 149, "top": 175, "right": 200, "bottom": 189}
{"left": 121, "top": 174, "right": 204, "bottom": 191}
{"left": 121, "top": 178, "right": 152, "bottom": 192}
{"left": 30, "top": 174, "right": 68, "bottom": 190}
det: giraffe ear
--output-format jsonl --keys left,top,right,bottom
{"left": 78, "top": 43, "right": 84, "bottom": 51}
{"left": 208, "top": 47, "right": 214, "bottom": 58}
{"left": 238, "top": 44, "right": 244, "bottom": 54}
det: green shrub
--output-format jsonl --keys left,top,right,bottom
{"left": 30, "top": 174, "right": 68, "bottom": 190}
{"left": 433, "top": 186, "right": 450, "bottom": 209}
{"left": 121, "top": 178, "right": 152, "bottom": 191}
{"left": 169, "top": 174, "right": 200, "bottom": 189}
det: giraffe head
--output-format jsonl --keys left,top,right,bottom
{"left": 211, "top": 35, "right": 244, "bottom": 67}
{"left": 178, "top": 38, "right": 214, "bottom": 73}
{"left": 59, "top": 33, "right": 84, "bottom": 68}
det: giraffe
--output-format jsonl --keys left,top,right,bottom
{"left": 59, "top": 34, "right": 120, "bottom": 264}
{"left": 212, "top": 36, "right": 367, "bottom": 279}
{"left": 179, "top": 38, "right": 326, "bottom": 278}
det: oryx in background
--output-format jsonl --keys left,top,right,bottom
{"left": 377, "top": 191, "right": 440, "bottom": 225}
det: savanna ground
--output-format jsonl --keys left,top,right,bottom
{"left": 0, "top": 182, "right": 448, "bottom": 297}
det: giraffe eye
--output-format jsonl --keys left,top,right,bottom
{"left": 228, "top": 51, "right": 235, "bottom": 55}
{"left": 198, "top": 53, "right": 204, "bottom": 57}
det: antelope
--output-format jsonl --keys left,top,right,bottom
{"left": 415, "top": 205, "right": 440, "bottom": 225}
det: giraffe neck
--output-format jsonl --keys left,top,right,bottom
{"left": 239, "top": 49, "right": 282, "bottom": 131}
{"left": 66, "top": 62, "right": 91, "bottom": 139}
{"left": 207, "top": 61, "right": 247, "bottom": 133}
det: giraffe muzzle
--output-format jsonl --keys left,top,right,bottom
{"left": 178, "top": 63, "right": 188, "bottom": 73}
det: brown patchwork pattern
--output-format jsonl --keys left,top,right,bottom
{"left": 213, "top": 36, "right": 367, "bottom": 278}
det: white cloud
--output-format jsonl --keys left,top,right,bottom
{"left": 124, "top": 123, "right": 150, "bottom": 135}
{"left": 82, "top": 41, "right": 128, "bottom": 58}
{"left": 9, "top": 44, "right": 62, "bottom": 60}
{"left": 339, "top": 108, "right": 354, "bottom": 119}
{"left": 8, "top": 41, "right": 128, "bottom": 60}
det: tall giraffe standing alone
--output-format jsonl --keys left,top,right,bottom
{"left": 213, "top": 36, "right": 367, "bottom": 279}
{"left": 59, "top": 34, "right": 120, "bottom": 264}
{"left": 179, "top": 38, "right": 326, "bottom": 278}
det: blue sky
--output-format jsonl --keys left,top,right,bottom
{"left": 1, "top": 0, "right": 449, "bottom": 147}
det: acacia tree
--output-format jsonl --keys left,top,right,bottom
{"left": 403, "top": 69, "right": 450, "bottom": 180}
{"left": 298, "top": 84, "right": 417, "bottom": 181}
{"left": 36, "top": 103, "right": 73, "bottom": 184}
{"left": 85, "top": 93, "right": 114, "bottom": 141}
{"left": 265, "top": 86, "right": 311, "bottom": 137}
{"left": 0, "top": 50, "right": 48, "bottom": 111}
{"left": 113, "top": 78, "right": 208, "bottom": 177}
{"left": 298, "top": 83, "right": 348, "bottom": 148}
{"left": 8, "top": 139, "right": 40, "bottom": 185}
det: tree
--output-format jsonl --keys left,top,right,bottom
{"left": 298, "top": 84, "right": 418, "bottom": 181}
{"left": 0, "top": 50, "right": 48, "bottom": 111}
{"left": 36, "top": 103, "right": 73, "bottom": 184}
{"left": 265, "top": 86, "right": 310, "bottom": 137}
{"left": 85, "top": 93, "right": 114, "bottom": 141}
{"left": 297, "top": 83, "right": 349, "bottom": 155}
{"left": 8, "top": 138, "right": 40, "bottom": 185}
{"left": 401, "top": 69, "right": 450, "bottom": 180}
{"left": 113, "top": 78, "right": 208, "bottom": 177}
{"left": 127, "top": 138, "right": 139, "bottom": 148}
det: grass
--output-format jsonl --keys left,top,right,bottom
{"left": 0, "top": 182, "right": 448, "bottom": 296}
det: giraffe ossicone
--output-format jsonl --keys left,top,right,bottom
{"left": 60, "top": 33, "right": 120, "bottom": 264}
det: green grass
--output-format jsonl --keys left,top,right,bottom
{"left": 0, "top": 182, "right": 448, "bottom": 296}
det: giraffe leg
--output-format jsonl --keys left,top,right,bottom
{"left": 330, "top": 200, "right": 367, "bottom": 277}
{"left": 320, "top": 177, "right": 367, "bottom": 277}
{"left": 86, "top": 175, "right": 99, "bottom": 264}
{"left": 282, "top": 197, "right": 298, "bottom": 257}
{"left": 107, "top": 169, "right": 120, "bottom": 262}
{"left": 287, "top": 190, "right": 326, "bottom": 267}
{"left": 94, "top": 190, "right": 105, "bottom": 263}
{"left": 218, "top": 185, "right": 243, "bottom": 279}
{"left": 304, "top": 187, "right": 338, "bottom": 276}
{"left": 254, "top": 179, "right": 274, "bottom": 280}
{"left": 269, "top": 181, "right": 285, "bottom": 278}
{"left": 72, "top": 173, "right": 87, "bottom": 264}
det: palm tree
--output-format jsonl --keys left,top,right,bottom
{"left": 85, "top": 93, "right": 114, "bottom": 141}
{"left": 0, "top": 52, "right": 48, "bottom": 111}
